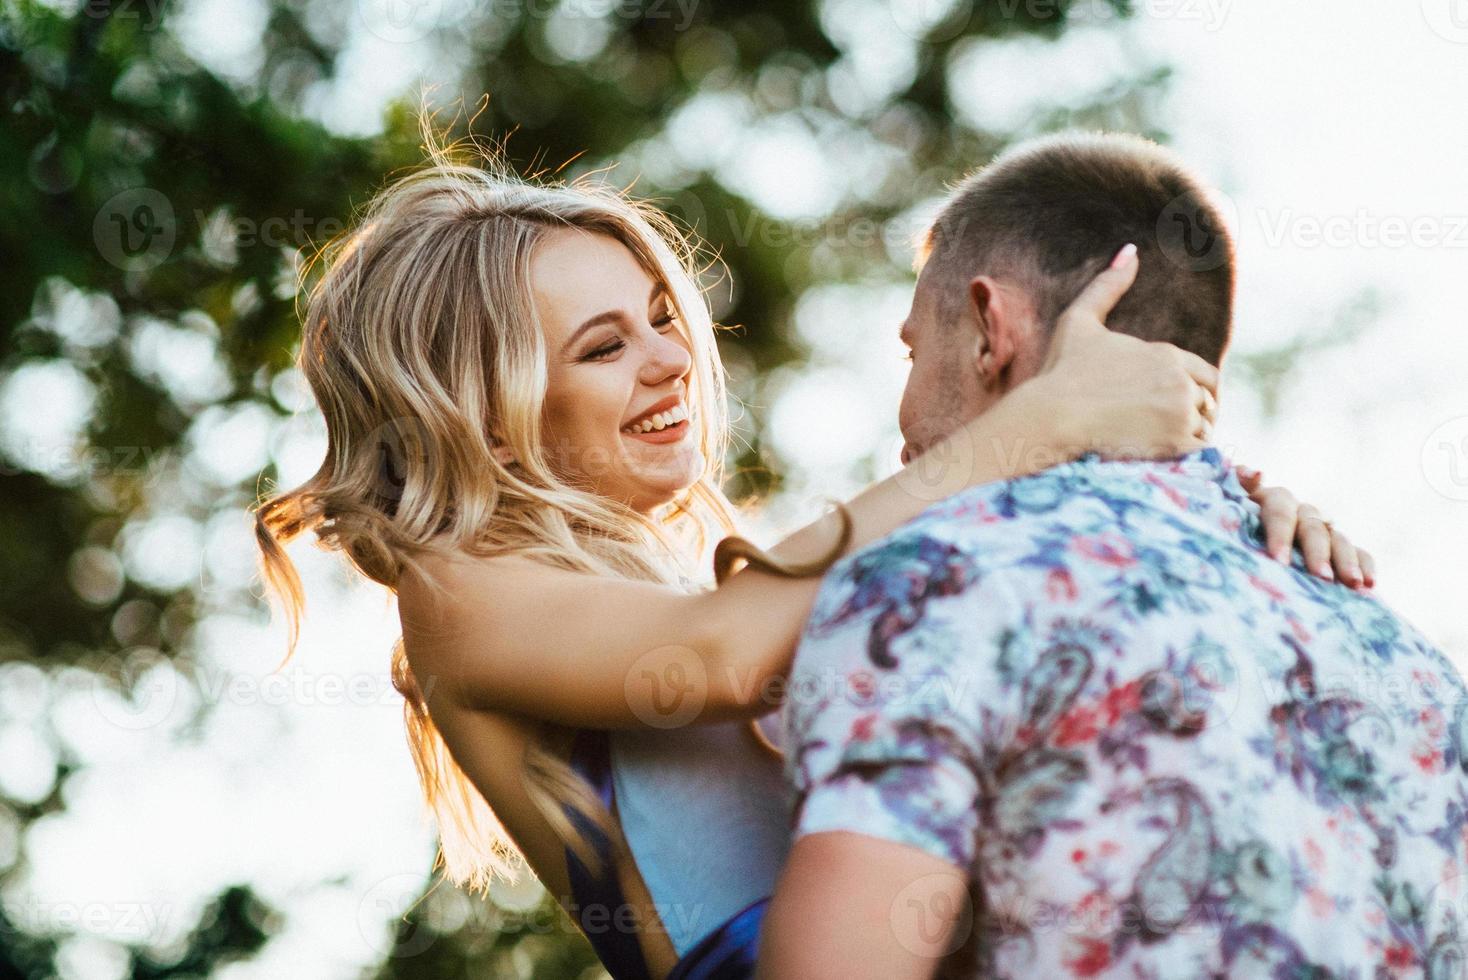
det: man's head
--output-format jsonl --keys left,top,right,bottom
{"left": 897, "top": 132, "right": 1235, "bottom": 461}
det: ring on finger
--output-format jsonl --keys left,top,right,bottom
{"left": 1300, "top": 513, "right": 1334, "bottom": 533}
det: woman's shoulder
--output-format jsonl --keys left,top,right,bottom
{"left": 396, "top": 550, "right": 560, "bottom": 653}
{"left": 393, "top": 543, "right": 705, "bottom": 726}
{"left": 399, "top": 547, "right": 587, "bottom": 606}
{"left": 396, "top": 547, "right": 679, "bottom": 653}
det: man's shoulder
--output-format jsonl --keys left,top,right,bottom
{"left": 806, "top": 451, "right": 1257, "bottom": 636}
{"left": 799, "top": 483, "right": 1071, "bottom": 652}
{"left": 833, "top": 456, "right": 1186, "bottom": 568}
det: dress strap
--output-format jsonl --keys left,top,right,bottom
{"left": 666, "top": 895, "right": 768, "bottom": 980}
{"left": 565, "top": 728, "right": 654, "bottom": 980}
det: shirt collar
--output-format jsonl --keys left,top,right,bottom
{"left": 1074, "top": 446, "right": 1246, "bottom": 501}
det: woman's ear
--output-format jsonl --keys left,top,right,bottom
{"left": 490, "top": 439, "right": 515, "bottom": 467}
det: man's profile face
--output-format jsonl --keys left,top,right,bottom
{"left": 895, "top": 264, "right": 995, "bottom": 465}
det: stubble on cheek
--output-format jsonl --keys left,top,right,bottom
{"left": 905, "top": 355, "right": 974, "bottom": 459}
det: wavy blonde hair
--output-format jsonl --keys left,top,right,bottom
{"left": 253, "top": 129, "right": 745, "bottom": 892}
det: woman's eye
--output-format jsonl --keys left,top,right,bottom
{"left": 584, "top": 340, "right": 625, "bottom": 361}
{"left": 653, "top": 313, "right": 677, "bottom": 331}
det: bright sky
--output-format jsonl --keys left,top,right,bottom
{"left": 7, "top": 2, "right": 1466, "bottom": 977}
{"left": 1139, "top": 0, "right": 1468, "bottom": 649}
{"left": 761, "top": 0, "right": 1468, "bottom": 659}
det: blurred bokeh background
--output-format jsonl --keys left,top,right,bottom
{"left": 1, "top": 0, "right": 1464, "bottom": 976}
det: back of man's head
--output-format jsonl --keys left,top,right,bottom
{"left": 922, "top": 132, "right": 1236, "bottom": 366}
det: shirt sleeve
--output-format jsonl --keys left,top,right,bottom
{"left": 782, "top": 531, "right": 1011, "bottom": 872}
{"left": 790, "top": 718, "right": 982, "bottom": 870}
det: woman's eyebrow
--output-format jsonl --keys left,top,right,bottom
{"left": 561, "top": 283, "right": 667, "bottom": 353}
{"left": 561, "top": 311, "right": 622, "bottom": 352}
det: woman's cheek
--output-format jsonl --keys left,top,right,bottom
{"left": 590, "top": 377, "right": 632, "bottom": 480}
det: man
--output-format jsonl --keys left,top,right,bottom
{"left": 758, "top": 133, "right": 1468, "bottom": 978}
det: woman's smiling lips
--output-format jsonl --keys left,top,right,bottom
{"left": 621, "top": 394, "right": 690, "bottom": 445}
{"left": 623, "top": 418, "right": 689, "bottom": 444}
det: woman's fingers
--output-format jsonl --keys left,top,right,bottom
{"left": 1192, "top": 404, "right": 1215, "bottom": 443}
{"left": 1358, "top": 548, "right": 1377, "bottom": 589}
{"left": 1192, "top": 381, "right": 1215, "bottom": 440}
{"left": 1256, "top": 486, "right": 1298, "bottom": 562}
{"left": 1252, "top": 487, "right": 1368, "bottom": 589}
{"left": 1058, "top": 243, "right": 1141, "bottom": 330}
{"left": 1198, "top": 385, "right": 1218, "bottom": 426}
{"left": 1040, "top": 244, "right": 1143, "bottom": 378}
{"left": 1176, "top": 347, "right": 1221, "bottom": 399}
{"left": 1295, "top": 503, "right": 1334, "bottom": 581}
{"left": 1329, "top": 524, "right": 1365, "bottom": 589}
{"left": 1037, "top": 244, "right": 1231, "bottom": 461}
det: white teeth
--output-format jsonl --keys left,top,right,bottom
{"left": 624, "top": 403, "right": 689, "bottom": 434}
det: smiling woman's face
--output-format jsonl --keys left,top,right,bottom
{"left": 531, "top": 228, "right": 704, "bottom": 513}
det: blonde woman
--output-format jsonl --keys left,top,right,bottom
{"left": 254, "top": 145, "right": 1366, "bottom": 979}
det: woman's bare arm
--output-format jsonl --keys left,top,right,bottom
{"left": 400, "top": 376, "right": 1109, "bottom": 728}
{"left": 398, "top": 253, "right": 1215, "bottom": 728}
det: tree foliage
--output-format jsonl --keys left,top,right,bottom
{"left": 0, "top": 0, "right": 1163, "bottom": 974}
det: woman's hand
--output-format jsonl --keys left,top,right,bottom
{"left": 1022, "top": 243, "right": 1219, "bottom": 460}
{"left": 1235, "top": 466, "right": 1376, "bottom": 590}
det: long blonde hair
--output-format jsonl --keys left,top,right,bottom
{"left": 253, "top": 127, "right": 744, "bottom": 892}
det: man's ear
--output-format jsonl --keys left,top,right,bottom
{"left": 967, "top": 275, "right": 1017, "bottom": 387}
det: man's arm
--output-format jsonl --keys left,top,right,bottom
{"left": 763, "top": 525, "right": 1018, "bottom": 977}
{"left": 757, "top": 831, "right": 969, "bottom": 980}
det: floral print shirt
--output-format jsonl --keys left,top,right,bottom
{"left": 783, "top": 448, "right": 1468, "bottom": 978}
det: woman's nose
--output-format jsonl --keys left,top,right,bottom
{"left": 640, "top": 327, "right": 692, "bottom": 384}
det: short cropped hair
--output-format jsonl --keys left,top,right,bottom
{"left": 921, "top": 132, "right": 1235, "bottom": 366}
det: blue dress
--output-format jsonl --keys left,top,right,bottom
{"left": 565, "top": 727, "right": 774, "bottom": 979}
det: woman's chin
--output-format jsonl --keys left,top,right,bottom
{"left": 623, "top": 452, "right": 705, "bottom": 512}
